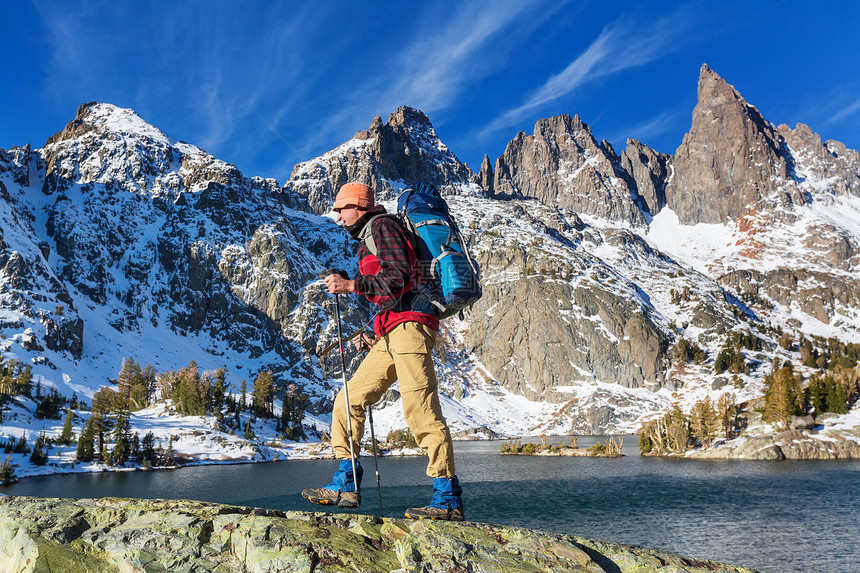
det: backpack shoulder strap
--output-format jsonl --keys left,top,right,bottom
{"left": 360, "top": 213, "right": 404, "bottom": 256}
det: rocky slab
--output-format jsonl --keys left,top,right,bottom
{"left": 0, "top": 497, "right": 761, "bottom": 572}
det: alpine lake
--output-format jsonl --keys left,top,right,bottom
{"left": 2, "top": 435, "right": 858, "bottom": 573}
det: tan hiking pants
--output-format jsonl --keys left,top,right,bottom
{"left": 331, "top": 321, "right": 456, "bottom": 478}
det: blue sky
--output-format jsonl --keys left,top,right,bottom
{"left": 2, "top": 1, "right": 859, "bottom": 184}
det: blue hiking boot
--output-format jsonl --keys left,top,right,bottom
{"left": 301, "top": 459, "right": 363, "bottom": 508}
{"left": 405, "top": 476, "right": 464, "bottom": 521}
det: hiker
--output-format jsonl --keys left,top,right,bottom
{"left": 301, "top": 181, "right": 464, "bottom": 521}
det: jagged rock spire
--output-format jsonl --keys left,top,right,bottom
{"left": 665, "top": 64, "right": 802, "bottom": 224}
{"left": 287, "top": 105, "right": 480, "bottom": 214}
{"left": 621, "top": 139, "right": 670, "bottom": 217}
{"left": 478, "top": 154, "right": 494, "bottom": 196}
{"left": 492, "top": 113, "right": 647, "bottom": 225}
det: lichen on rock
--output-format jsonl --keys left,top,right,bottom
{"left": 0, "top": 497, "right": 762, "bottom": 572}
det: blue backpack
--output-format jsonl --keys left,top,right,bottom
{"left": 363, "top": 183, "right": 482, "bottom": 319}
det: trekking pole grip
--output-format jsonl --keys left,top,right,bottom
{"left": 327, "top": 268, "right": 350, "bottom": 279}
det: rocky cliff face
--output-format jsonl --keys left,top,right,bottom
{"left": 461, "top": 199, "right": 670, "bottom": 396}
{"left": 442, "top": 194, "right": 764, "bottom": 434}
{"left": 493, "top": 114, "right": 646, "bottom": 225}
{"left": 0, "top": 497, "right": 761, "bottom": 573}
{"left": 779, "top": 122, "right": 860, "bottom": 199}
{"left": 0, "top": 145, "right": 84, "bottom": 359}
{"left": 287, "top": 106, "right": 483, "bottom": 215}
{"left": 620, "top": 139, "right": 670, "bottom": 217}
{"left": 478, "top": 153, "right": 494, "bottom": 196}
{"left": 665, "top": 65, "right": 803, "bottom": 224}
{"left": 650, "top": 65, "right": 860, "bottom": 332}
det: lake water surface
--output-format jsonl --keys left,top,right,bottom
{"left": 3, "top": 436, "right": 858, "bottom": 573}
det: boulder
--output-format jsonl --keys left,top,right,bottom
{"left": 789, "top": 415, "right": 816, "bottom": 431}
{"left": 688, "top": 429, "right": 860, "bottom": 460}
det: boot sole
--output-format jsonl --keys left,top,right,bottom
{"left": 301, "top": 490, "right": 361, "bottom": 509}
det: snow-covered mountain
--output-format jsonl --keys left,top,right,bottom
{"left": 0, "top": 102, "right": 361, "bottom": 406}
{"left": 2, "top": 64, "right": 859, "bottom": 455}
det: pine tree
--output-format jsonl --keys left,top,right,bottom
{"left": 717, "top": 393, "right": 738, "bottom": 439}
{"left": 173, "top": 362, "right": 208, "bottom": 416}
{"left": 253, "top": 370, "right": 275, "bottom": 418}
{"left": 763, "top": 365, "right": 803, "bottom": 427}
{"left": 835, "top": 365, "right": 860, "bottom": 409}
{"left": 131, "top": 432, "right": 140, "bottom": 463}
{"left": 825, "top": 378, "right": 849, "bottom": 415}
{"left": 0, "top": 454, "right": 16, "bottom": 484}
{"left": 35, "top": 388, "right": 64, "bottom": 420}
{"left": 240, "top": 380, "right": 247, "bottom": 412}
{"left": 692, "top": 397, "right": 720, "bottom": 447}
{"left": 29, "top": 434, "right": 49, "bottom": 466}
{"left": 116, "top": 358, "right": 154, "bottom": 412}
{"left": 690, "top": 397, "right": 719, "bottom": 447}
{"left": 59, "top": 408, "right": 75, "bottom": 445}
{"left": 111, "top": 411, "right": 132, "bottom": 465}
{"left": 76, "top": 418, "right": 96, "bottom": 462}
{"left": 283, "top": 383, "right": 298, "bottom": 424}
{"left": 140, "top": 432, "right": 157, "bottom": 466}
{"left": 642, "top": 418, "right": 666, "bottom": 454}
{"left": 91, "top": 414, "right": 110, "bottom": 461}
{"left": 244, "top": 420, "right": 255, "bottom": 440}
{"left": 0, "top": 356, "right": 13, "bottom": 395}
{"left": 805, "top": 375, "right": 828, "bottom": 415}
{"left": 141, "top": 364, "right": 157, "bottom": 407}
{"left": 280, "top": 390, "right": 291, "bottom": 435}
{"left": 666, "top": 406, "right": 690, "bottom": 453}
{"left": 212, "top": 368, "right": 227, "bottom": 414}
{"left": 200, "top": 370, "right": 214, "bottom": 415}
{"left": 639, "top": 432, "right": 653, "bottom": 454}
{"left": 157, "top": 371, "right": 178, "bottom": 402}
{"left": 116, "top": 357, "right": 139, "bottom": 410}
{"left": 92, "top": 387, "right": 117, "bottom": 416}
{"left": 91, "top": 387, "right": 117, "bottom": 461}
{"left": 13, "top": 435, "right": 29, "bottom": 454}
{"left": 17, "top": 365, "right": 33, "bottom": 397}
{"left": 165, "top": 436, "right": 175, "bottom": 465}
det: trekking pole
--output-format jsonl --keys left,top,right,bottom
{"left": 329, "top": 269, "right": 360, "bottom": 497}
{"left": 363, "top": 343, "right": 384, "bottom": 517}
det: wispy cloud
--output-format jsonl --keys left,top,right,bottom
{"left": 307, "top": 0, "right": 563, "bottom": 153}
{"left": 32, "top": 0, "right": 326, "bottom": 176}
{"left": 606, "top": 107, "right": 687, "bottom": 151}
{"left": 828, "top": 97, "right": 860, "bottom": 124}
{"left": 381, "top": 1, "right": 539, "bottom": 113}
{"left": 480, "top": 8, "right": 698, "bottom": 138}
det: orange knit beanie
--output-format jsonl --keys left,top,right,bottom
{"left": 333, "top": 182, "right": 374, "bottom": 210}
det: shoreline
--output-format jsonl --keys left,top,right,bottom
{"left": 501, "top": 449, "right": 623, "bottom": 457}
{"left": 0, "top": 442, "right": 428, "bottom": 487}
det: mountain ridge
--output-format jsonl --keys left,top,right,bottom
{"left": 1, "top": 65, "right": 859, "bottom": 454}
